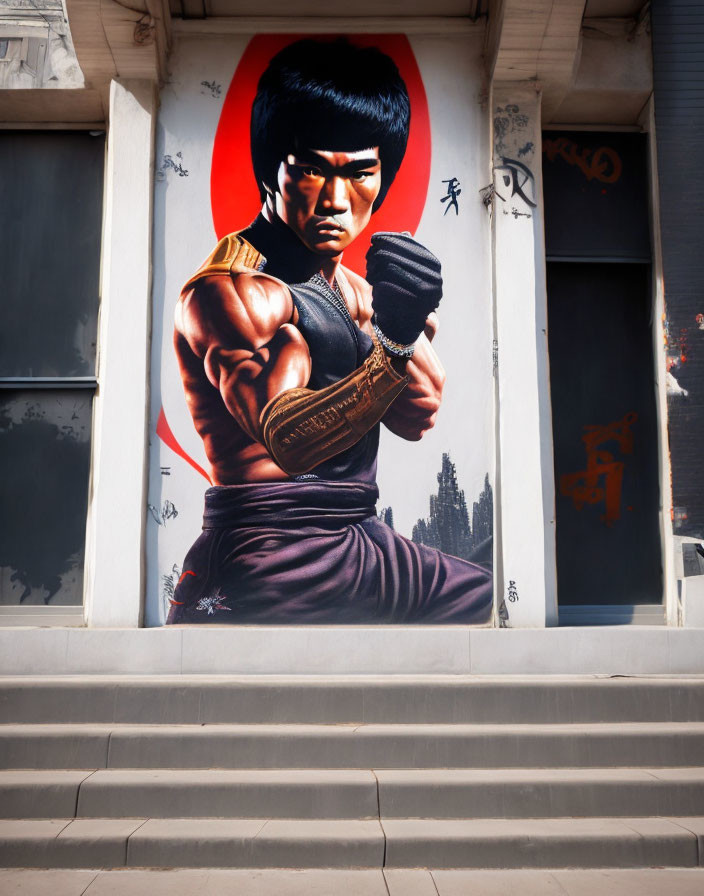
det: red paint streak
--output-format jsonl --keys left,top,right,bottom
{"left": 169, "top": 599, "right": 185, "bottom": 606}
{"left": 559, "top": 412, "right": 638, "bottom": 527}
{"left": 178, "top": 570, "right": 197, "bottom": 584}
{"left": 543, "top": 137, "right": 622, "bottom": 184}
{"left": 156, "top": 407, "right": 212, "bottom": 484}
{"left": 210, "top": 34, "right": 431, "bottom": 277}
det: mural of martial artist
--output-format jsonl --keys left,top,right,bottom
{"left": 166, "top": 38, "right": 492, "bottom": 624}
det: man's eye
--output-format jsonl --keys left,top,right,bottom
{"left": 301, "top": 167, "right": 322, "bottom": 177}
{"left": 351, "top": 171, "right": 372, "bottom": 181}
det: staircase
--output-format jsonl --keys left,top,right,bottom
{"left": 1, "top": 675, "right": 704, "bottom": 873}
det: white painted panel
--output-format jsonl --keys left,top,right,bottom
{"left": 84, "top": 79, "right": 155, "bottom": 628}
{"left": 147, "top": 33, "right": 494, "bottom": 627}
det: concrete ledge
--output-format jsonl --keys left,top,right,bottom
{"left": 0, "top": 818, "right": 144, "bottom": 869}
{"left": 0, "top": 771, "right": 94, "bottom": 819}
{"left": 375, "top": 768, "right": 704, "bottom": 818}
{"left": 382, "top": 817, "right": 699, "bottom": 868}
{"left": 126, "top": 818, "right": 385, "bottom": 869}
{"left": 76, "top": 769, "right": 379, "bottom": 819}
{"left": 1, "top": 818, "right": 699, "bottom": 870}
{"left": 0, "top": 626, "right": 704, "bottom": 675}
{"left": 4, "top": 722, "right": 704, "bottom": 770}
{"left": 3, "top": 677, "right": 704, "bottom": 725}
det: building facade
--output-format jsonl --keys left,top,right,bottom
{"left": 1, "top": 0, "right": 703, "bottom": 672}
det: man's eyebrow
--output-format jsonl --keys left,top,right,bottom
{"left": 290, "top": 152, "right": 380, "bottom": 172}
{"left": 341, "top": 158, "right": 380, "bottom": 170}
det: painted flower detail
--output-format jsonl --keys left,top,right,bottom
{"left": 195, "top": 594, "right": 231, "bottom": 615}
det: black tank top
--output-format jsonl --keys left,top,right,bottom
{"left": 238, "top": 215, "right": 380, "bottom": 484}
{"left": 289, "top": 274, "right": 379, "bottom": 484}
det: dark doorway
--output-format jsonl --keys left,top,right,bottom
{"left": 543, "top": 131, "right": 662, "bottom": 610}
{"left": 547, "top": 263, "right": 662, "bottom": 606}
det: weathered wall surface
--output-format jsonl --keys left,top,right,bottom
{"left": 651, "top": 0, "right": 704, "bottom": 541}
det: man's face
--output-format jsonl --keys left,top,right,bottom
{"left": 273, "top": 147, "right": 382, "bottom": 255}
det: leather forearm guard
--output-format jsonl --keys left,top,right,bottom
{"left": 259, "top": 338, "right": 409, "bottom": 476}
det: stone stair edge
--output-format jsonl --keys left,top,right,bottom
{"left": 3, "top": 672, "right": 704, "bottom": 680}
{"left": 1, "top": 627, "right": 704, "bottom": 676}
{"left": 4, "top": 767, "right": 704, "bottom": 821}
{"left": 1, "top": 816, "right": 703, "bottom": 870}
{"left": 6, "top": 719, "right": 704, "bottom": 728}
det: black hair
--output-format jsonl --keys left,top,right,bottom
{"left": 250, "top": 38, "right": 411, "bottom": 211}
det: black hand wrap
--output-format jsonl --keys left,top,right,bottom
{"left": 366, "top": 232, "right": 443, "bottom": 347}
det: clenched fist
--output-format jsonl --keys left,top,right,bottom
{"left": 366, "top": 232, "right": 443, "bottom": 348}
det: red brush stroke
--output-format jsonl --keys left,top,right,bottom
{"left": 211, "top": 34, "right": 431, "bottom": 276}
{"left": 178, "top": 570, "right": 197, "bottom": 584}
{"left": 156, "top": 407, "right": 212, "bottom": 484}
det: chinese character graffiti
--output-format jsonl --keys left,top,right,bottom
{"left": 559, "top": 412, "right": 638, "bottom": 527}
{"left": 495, "top": 157, "right": 537, "bottom": 209}
{"left": 441, "top": 177, "right": 461, "bottom": 215}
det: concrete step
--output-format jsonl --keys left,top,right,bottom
{"left": 1, "top": 817, "right": 703, "bottom": 869}
{"left": 4, "top": 768, "right": 704, "bottom": 820}
{"left": 0, "top": 770, "right": 378, "bottom": 820}
{"left": 79, "top": 770, "right": 378, "bottom": 820}
{"left": 0, "top": 818, "right": 385, "bottom": 869}
{"left": 5, "top": 868, "right": 704, "bottom": 896}
{"left": 0, "top": 771, "right": 91, "bottom": 819}
{"left": 2, "top": 676, "right": 704, "bottom": 724}
{"left": 5, "top": 721, "right": 704, "bottom": 769}
{"left": 383, "top": 817, "right": 704, "bottom": 869}
{"left": 376, "top": 768, "right": 704, "bottom": 818}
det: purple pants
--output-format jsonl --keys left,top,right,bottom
{"left": 166, "top": 481, "right": 493, "bottom": 624}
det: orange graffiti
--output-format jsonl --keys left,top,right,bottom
{"left": 543, "top": 137, "right": 622, "bottom": 184}
{"left": 560, "top": 412, "right": 637, "bottom": 526}
{"left": 178, "top": 570, "right": 196, "bottom": 584}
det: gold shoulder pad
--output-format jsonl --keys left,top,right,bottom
{"left": 181, "top": 233, "right": 266, "bottom": 293}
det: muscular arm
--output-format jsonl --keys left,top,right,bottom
{"left": 382, "top": 316, "right": 446, "bottom": 441}
{"left": 176, "top": 273, "right": 311, "bottom": 442}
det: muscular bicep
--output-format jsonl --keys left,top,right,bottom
{"left": 207, "top": 324, "right": 311, "bottom": 440}
{"left": 177, "top": 274, "right": 311, "bottom": 441}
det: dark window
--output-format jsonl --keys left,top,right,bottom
{"left": 0, "top": 131, "right": 104, "bottom": 608}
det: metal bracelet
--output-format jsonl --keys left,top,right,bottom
{"left": 372, "top": 322, "right": 416, "bottom": 359}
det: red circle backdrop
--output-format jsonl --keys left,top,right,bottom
{"left": 211, "top": 34, "right": 431, "bottom": 276}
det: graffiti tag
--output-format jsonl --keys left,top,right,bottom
{"left": 196, "top": 593, "right": 231, "bottom": 615}
{"left": 507, "top": 580, "right": 519, "bottom": 603}
{"left": 149, "top": 499, "right": 179, "bottom": 526}
{"left": 543, "top": 137, "right": 622, "bottom": 184}
{"left": 494, "top": 104, "right": 529, "bottom": 157}
{"left": 560, "top": 412, "right": 638, "bottom": 526}
{"left": 495, "top": 157, "right": 536, "bottom": 209}
{"left": 161, "top": 152, "right": 189, "bottom": 177}
{"left": 161, "top": 563, "right": 181, "bottom": 614}
{"left": 441, "top": 177, "right": 461, "bottom": 216}
{"left": 200, "top": 80, "right": 222, "bottom": 98}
